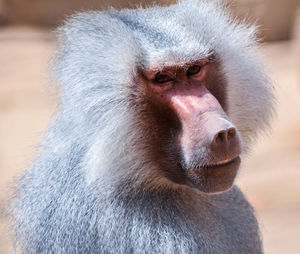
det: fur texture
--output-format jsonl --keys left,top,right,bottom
{"left": 11, "top": 0, "right": 274, "bottom": 253}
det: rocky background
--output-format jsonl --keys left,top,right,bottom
{"left": 1, "top": 0, "right": 300, "bottom": 253}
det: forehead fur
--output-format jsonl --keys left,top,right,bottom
{"left": 56, "top": 0, "right": 256, "bottom": 77}
{"left": 113, "top": 0, "right": 254, "bottom": 68}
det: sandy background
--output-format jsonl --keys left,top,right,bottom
{"left": 1, "top": 1, "right": 300, "bottom": 253}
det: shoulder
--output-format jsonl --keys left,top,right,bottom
{"left": 211, "top": 185, "right": 263, "bottom": 253}
{"left": 211, "top": 185, "right": 257, "bottom": 219}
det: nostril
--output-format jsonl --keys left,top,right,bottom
{"left": 214, "top": 130, "right": 226, "bottom": 144}
{"left": 227, "top": 128, "right": 236, "bottom": 140}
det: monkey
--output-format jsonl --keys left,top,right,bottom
{"left": 10, "top": 0, "right": 274, "bottom": 253}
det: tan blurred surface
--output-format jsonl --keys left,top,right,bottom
{"left": 0, "top": 26, "right": 300, "bottom": 254}
{"left": 0, "top": 27, "right": 57, "bottom": 254}
{"left": 0, "top": 0, "right": 175, "bottom": 26}
{"left": 1, "top": 0, "right": 300, "bottom": 41}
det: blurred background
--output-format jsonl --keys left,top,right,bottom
{"left": 0, "top": 0, "right": 300, "bottom": 253}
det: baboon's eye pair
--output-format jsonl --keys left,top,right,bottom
{"left": 153, "top": 65, "right": 202, "bottom": 84}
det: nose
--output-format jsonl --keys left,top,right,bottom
{"left": 213, "top": 128, "right": 236, "bottom": 146}
{"left": 211, "top": 127, "right": 240, "bottom": 154}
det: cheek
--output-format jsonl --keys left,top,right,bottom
{"left": 208, "top": 85, "right": 227, "bottom": 112}
{"left": 205, "top": 65, "right": 228, "bottom": 111}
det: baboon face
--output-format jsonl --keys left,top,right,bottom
{"left": 136, "top": 57, "right": 241, "bottom": 193}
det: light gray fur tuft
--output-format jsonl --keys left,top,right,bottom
{"left": 11, "top": 0, "right": 274, "bottom": 253}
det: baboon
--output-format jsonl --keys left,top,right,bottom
{"left": 11, "top": 0, "right": 274, "bottom": 253}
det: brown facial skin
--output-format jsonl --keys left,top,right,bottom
{"left": 137, "top": 58, "right": 242, "bottom": 194}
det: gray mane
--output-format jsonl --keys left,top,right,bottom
{"left": 10, "top": 1, "right": 273, "bottom": 253}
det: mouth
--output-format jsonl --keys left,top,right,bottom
{"left": 185, "top": 156, "right": 241, "bottom": 193}
{"left": 191, "top": 157, "right": 239, "bottom": 170}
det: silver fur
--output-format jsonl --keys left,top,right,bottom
{"left": 11, "top": 0, "right": 274, "bottom": 253}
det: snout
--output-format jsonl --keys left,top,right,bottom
{"left": 182, "top": 115, "right": 242, "bottom": 193}
{"left": 170, "top": 91, "right": 242, "bottom": 193}
{"left": 180, "top": 111, "right": 242, "bottom": 168}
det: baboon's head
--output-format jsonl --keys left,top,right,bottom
{"left": 54, "top": 0, "right": 274, "bottom": 194}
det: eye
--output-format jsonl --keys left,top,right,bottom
{"left": 186, "top": 65, "right": 201, "bottom": 76}
{"left": 153, "top": 73, "right": 173, "bottom": 84}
